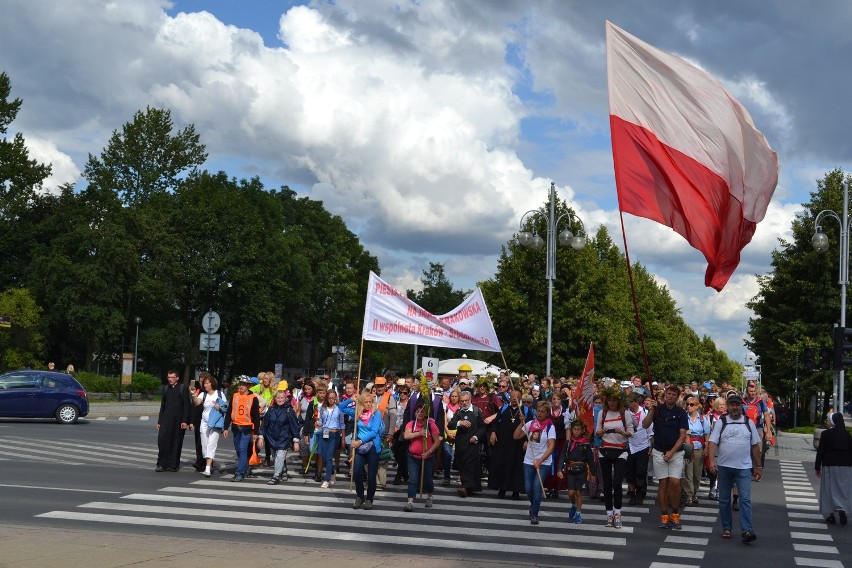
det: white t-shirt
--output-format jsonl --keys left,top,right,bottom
{"left": 708, "top": 414, "right": 759, "bottom": 469}
{"left": 199, "top": 390, "right": 223, "bottom": 424}
{"left": 522, "top": 420, "right": 555, "bottom": 466}
{"left": 628, "top": 406, "right": 653, "bottom": 453}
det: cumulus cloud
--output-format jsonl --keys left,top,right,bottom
{"left": 24, "top": 136, "right": 81, "bottom": 193}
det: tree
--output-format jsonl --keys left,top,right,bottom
{"left": 407, "top": 262, "right": 469, "bottom": 313}
{"left": 747, "top": 169, "right": 848, "bottom": 422}
{"left": 83, "top": 106, "right": 207, "bottom": 207}
{"left": 0, "top": 288, "right": 45, "bottom": 370}
{"left": 0, "top": 71, "right": 52, "bottom": 288}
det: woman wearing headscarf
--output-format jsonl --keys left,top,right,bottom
{"left": 815, "top": 412, "right": 852, "bottom": 525}
{"left": 513, "top": 400, "right": 556, "bottom": 525}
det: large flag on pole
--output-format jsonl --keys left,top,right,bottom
{"left": 362, "top": 271, "right": 501, "bottom": 352}
{"left": 574, "top": 343, "right": 595, "bottom": 436}
{"left": 606, "top": 21, "right": 779, "bottom": 291}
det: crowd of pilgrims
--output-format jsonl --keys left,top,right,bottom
{"left": 174, "top": 368, "right": 776, "bottom": 527}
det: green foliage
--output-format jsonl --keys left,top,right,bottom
{"left": 131, "top": 372, "right": 162, "bottom": 393}
{"left": 0, "top": 288, "right": 45, "bottom": 371}
{"left": 747, "top": 169, "right": 850, "bottom": 410}
{"left": 75, "top": 371, "right": 119, "bottom": 393}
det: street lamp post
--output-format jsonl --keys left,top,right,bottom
{"left": 133, "top": 316, "right": 142, "bottom": 375}
{"left": 516, "top": 181, "right": 587, "bottom": 377}
{"left": 812, "top": 182, "right": 848, "bottom": 415}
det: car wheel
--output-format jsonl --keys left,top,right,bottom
{"left": 55, "top": 404, "right": 79, "bottom": 424}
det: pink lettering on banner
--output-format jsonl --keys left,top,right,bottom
{"left": 439, "top": 302, "right": 482, "bottom": 325}
{"left": 407, "top": 304, "right": 434, "bottom": 318}
{"left": 374, "top": 282, "right": 406, "bottom": 298}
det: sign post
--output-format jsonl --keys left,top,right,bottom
{"left": 202, "top": 310, "right": 221, "bottom": 371}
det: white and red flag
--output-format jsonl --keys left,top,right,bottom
{"left": 361, "top": 271, "right": 501, "bottom": 352}
{"left": 606, "top": 21, "right": 779, "bottom": 291}
{"left": 574, "top": 343, "right": 595, "bottom": 436}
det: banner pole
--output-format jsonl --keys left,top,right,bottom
{"left": 349, "top": 336, "right": 366, "bottom": 492}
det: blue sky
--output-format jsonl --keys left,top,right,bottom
{"left": 3, "top": 0, "right": 850, "bottom": 369}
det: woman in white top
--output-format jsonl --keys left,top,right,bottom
{"left": 441, "top": 388, "right": 461, "bottom": 486}
{"left": 595, "top": 387, "right": 634, "bottom": 528}
{"left": 514, "top": 401, "right": 556, "bottom": 525}
{"left": 191, "top": 372, "right": 226, "bottom": 477}
{"left": 684, "top": 396, "right": 711, "bottom": 505}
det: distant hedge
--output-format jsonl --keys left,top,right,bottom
{"left": 75, "top": 371, "right": 162, "bottom": 394}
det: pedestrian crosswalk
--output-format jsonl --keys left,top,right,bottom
{"left": 35, "top": 471, "right": 667, "bottom": 562}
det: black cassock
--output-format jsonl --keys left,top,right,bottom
{"left": 449, "top": 404, "right": 486, "bottom": 493}
{"left": 488, "top": 404, "right": 528, "bottom": 493}
{"left": 157, "top": 382, "right": 191, "bottom": 469}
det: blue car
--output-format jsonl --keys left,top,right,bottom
{"left": 0, "top": 370, "right": 89, "bottom": 424}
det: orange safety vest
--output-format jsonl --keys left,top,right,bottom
{"left": 377, "top": 390, "right": 394, "bottom": 418}
{"left": 231, "top": 392, "right": 257, "bottom": 427}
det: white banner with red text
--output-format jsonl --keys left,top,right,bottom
{"left": 361, "top": 271, "right": 501, "bottom": 352}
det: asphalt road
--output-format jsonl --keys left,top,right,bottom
{"left": 0, "top": 417, "right": 848, "bottom": 568}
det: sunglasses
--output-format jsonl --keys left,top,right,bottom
{"left": 687, "top": 403, "right": 699, "bottom": 407}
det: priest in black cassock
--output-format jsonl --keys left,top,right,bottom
{"left": 156, "top": 370, "right": 191, "bottom": 472}
{"left": 449, "top": 390, "right": 486, "bottom": 497}
{"left": 488, "top": 389, "right": 530, "bottom": 498}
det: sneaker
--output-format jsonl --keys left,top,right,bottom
{"left": 268, "top": 477, "right": 280, "bottom": 485}
{"left": 606, "top": 515, "right": 614, "bottom": 528}
{"left": 840, "top": 510, "right": 848, "bottom": 526}
{"left": 425, "top": 498, "right": 433, "bottom": 508}
{"left": 353, "top": 497, "right": 364, "bottom": 509}
{"left": 568, "top": 505, "right": 577, "bottom": 521}
{"left": 530, "top": 515, "right": 539, "bottom": 525}
{"left": 670, "top": 513, "right": 682, "bottom": 530}
{"left": 320, "top": 481, "right": 329, "bottom": 489}
{"left": 573, "top": 511, "right": 583, "bottom": 524}
{"left": 613, "top": 513, "right": 623, "bottom": 529}
{"left": 659, "top": 514, "right": 670, "bottom": 529}
{"left": 363, "top": 500, "right": 373, "bottom": 510}
{"left": 231, "top": 474, "right": 243, "bottom": 482}
{"left": 404, "top": 502, "right": 414, "bottom": 512}
{"left": 203, "top": 470, "right": 211, "bottom": 478}
{"left": 154, "top": 465, "right": 164, "bottom": 472}
{"left": 742, "top": 531, "right": 757, "bottom": 544}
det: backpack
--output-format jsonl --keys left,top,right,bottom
{"left": 742, "top": 399, "right": 763, "bottom": 427}
{"left": 717, "top": 414, "right": 754, "bottom": 445}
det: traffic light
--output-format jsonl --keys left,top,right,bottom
{"left": 833, "top": 326, "right": 852, "bottom": 369}
{"left": 818, "top": 347, "right": 833, "bottom": 370}
{"left": 803, "top": 347, "right": 815, "bottom": 370}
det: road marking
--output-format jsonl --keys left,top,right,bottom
{"left": 790, "top": 532, "right": 833, "bottom": 541}
{"left": 657, "top": 548, "right": 704, "bottom": 559}
{"left": 95, "top": 417, "right": 106, "bottom": 420}
{"left": 649, "top": 562, "right": 699, "bottom": 568}
{"left": 793, "top": 543, "right": 839, "bottom": 554}
{"left": 121, "top": 491, "right": 635, "bottom": 534}
{"left": 0, "top": 438, "right": 150, "bottom": 465}
{"left": 0, "top": 450, "right": 83, "bottom": 466}
{"left": 789, "top": 512, "right": 824, "bottom": 520}
{"left": 786, "top": 496, "right": 819, "bottom": 503}
{"left": 786, "top": 490, "right": 817, "bottom": 497}
{"left": 664, "top": 536, "right": 709, "bottom": 545}
{"left": 0, "top": 483, "right": 120, "bottom": 494}
{"left": 139, "top": 416, "right": 150, "bottom": 420}
{"left": 35, "top": 511, "right": 615, "bottom": 560}
{"left": 118, "top": 417, "right": 128, "bottom": 421}
{"left": 790, "top": 521, "right": 831, "bottom": 530}
{"left": 794, "top": 559, "right": 844, "bottom": 568}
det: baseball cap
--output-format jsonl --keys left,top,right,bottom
{"left": 374, "top": 376, "right": 387, "bottom": 385}
{"left": 458, "top": 378, "right": 470, "bottom": 385}
{"left": 237, "top": 375, "right": 253, "bottom": 385}
{"left": 726, "top": 393, "right": 743, "bottom": 404}
{"left": 396, "top": 378, "right": 406, "bottom": 386}
{"left": 434, "top": 387, "right": 444, "bottom": 395}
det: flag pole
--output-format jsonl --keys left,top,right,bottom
{"left": 349, "top": 336, "right": 366, "bottom": 492}
{"left": 617, "top": 210, "right": 653, "bottom": 386}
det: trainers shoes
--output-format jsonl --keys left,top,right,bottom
{"left": 659, "top": 514, "right": 670, "bottom": 529}
{"left": 568, "top": 505, "right": 577, "bottom": 521}
{"left": 606, "top": 515, "right": 614, "bottom": 528}
{"left": 320, "top": 481, "right": 329, "bottom": 488}
{"left": 840, "top": 510, "right": 848, "bottom": 526}
{"left": 530, "top": 515, "right": 539, "bottom": 525}
{"left": 353, "top": 497, "right": 364, "bottom": 509}
{"left": 573, "top": 512, "right": 583, "bottom": 524}
{"left": 363, "top": 500, "right": 373, "bottom": 510}
{"left": 425, "top": 498, "right": 433, "bottom": 508}
{"left": 742, "top": 531, "right": 757, "bottom": 544}
{"left": 404, "top": 502, "right": 414, "bottom": 512}
{"left": 231, "top": 474, "right": 243, "bottom": 482}
{"left": 614, "top": 513, "right": 623, "bottom": 529}
{"left": 670, "top": 513, "right": 682, "bottom": 530}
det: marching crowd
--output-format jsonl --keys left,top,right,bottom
{"left": 155, "top": 365, "right": 852, "bottom": 544}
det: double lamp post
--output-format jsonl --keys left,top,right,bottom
{"left": 516, "top": 182, "right": 587, "bottom": 378}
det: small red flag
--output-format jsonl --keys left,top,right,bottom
{"left": 574, "top": 343, "right": 595, "bottom": 436}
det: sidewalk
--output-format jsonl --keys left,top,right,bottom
{"left": 765, "top": 431, "right": 816, "bottom": 463}
{"left": 88, "top": 401, "right": 160, "bottom": 417}
{"left": 0, "top": 523, "right": 504, "bottom": 568}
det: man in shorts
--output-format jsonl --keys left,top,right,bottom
{"left": 643, "top": 385, "right": 688, "bottom": 529}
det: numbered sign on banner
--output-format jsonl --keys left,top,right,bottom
{"left": 421, "top": 357, "right": 439, "bottom": 379}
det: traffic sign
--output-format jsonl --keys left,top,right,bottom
{"left": 202, "top": 310, "right": 221, "bottom": 334}
{"left": 200, "top": 333, "right": 221, "bottom": 351}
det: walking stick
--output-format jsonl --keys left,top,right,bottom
{"left": 348, "top": 337, "right": 366, "bottom": 492}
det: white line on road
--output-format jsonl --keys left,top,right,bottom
{"left": 118, "top": 417, "right": 128, "bottom": 421}
{"left": 790, "top": 532, "right": 833, "bottom": 541}
{"left": 139, "top": 416, "right": 149, "bottom": 420}
{"left": 790, "top": 521, "right": 830, "bottom": 530}
{"left": 649, "top": 562, "right": 699, "bottom": 568}
{"left": 664, "top": 536, "right": 709, "bottom": 545}
{"left": 657, "top": 548, "right": 704, "bottom": 559}
{"left": 95, "top": 417, "right": 106, "bottom": 420}
{"left": 794, "top": 558, "right": 844, "bottom": 568}
{"left": 793, "top": 543, "right": 839, "bottom": 554}
{"left": 0, "top": 483, "right": 121, "bottom": 494}
{"left": 35, "top": 511, "right": 615, "bottom": 560}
